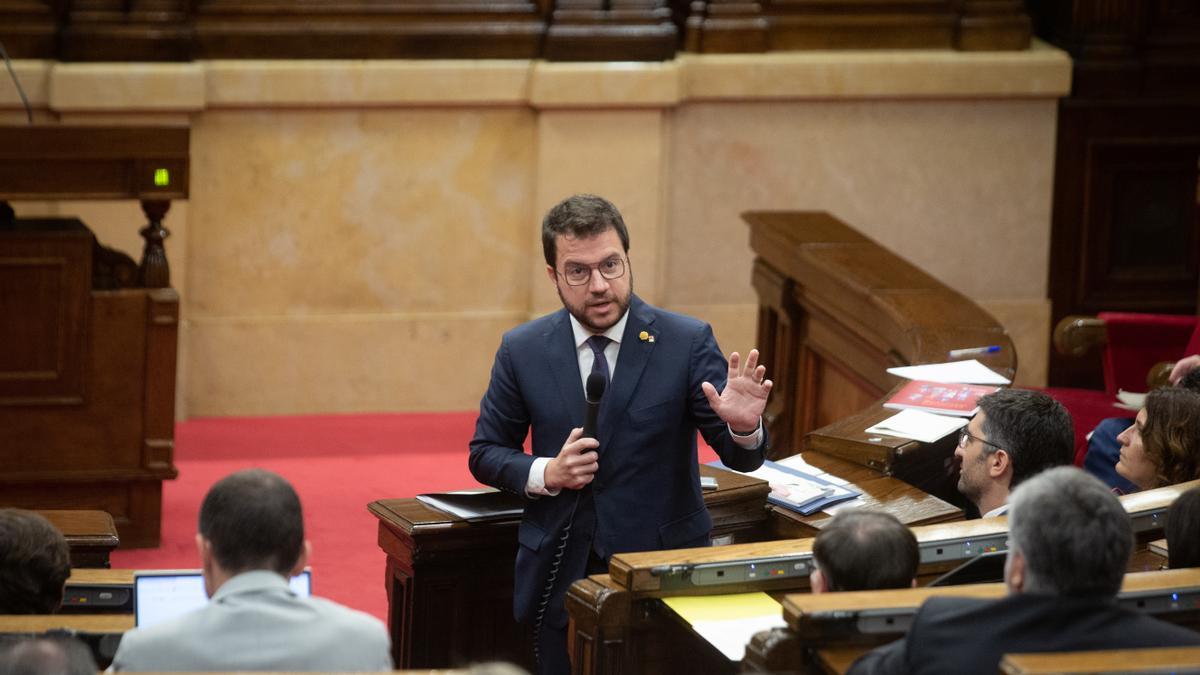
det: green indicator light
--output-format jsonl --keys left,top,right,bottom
{"left": 153, "top": 168, "right": 170, "bottom": 187}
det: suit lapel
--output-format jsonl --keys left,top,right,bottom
{"left": 599, "top": 296, "right": 657, "bottom": 433}
{"left": 544, "top": 310, "right": 586, "bottom": 429}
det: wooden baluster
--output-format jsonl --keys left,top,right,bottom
{"left": 138, "top": 199, "right": 171, "bottom": 289}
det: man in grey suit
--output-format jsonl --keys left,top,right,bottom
{"left": 111, "top": 469, "right": 392, "bottom": 672}
{"left": 848, "top": 467, "right": 1200, "bottom": 675}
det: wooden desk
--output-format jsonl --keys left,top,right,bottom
{"left": 1001, "top": 646, "right": 1200, "bottom": 674}
{"left": 768, "top": 451, "right": 961, "bottom": 539}
{"left": 0, "top": 125, "right": 188, "bottom": 548}
{"left": 368, "top": 465, "right": 770, "bottom": 670}
{"left": 746, "top": 211, "right": 1016, "bottom": 507}
{"left": 39, "top": 510, "right": 119, "bottom": 569}
{"left": 0, "top": 614, "right": 133, "bottom": 634}
{"left": 742, "top": 568, "right": 1200, "bottom": 673}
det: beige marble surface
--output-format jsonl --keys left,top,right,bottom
{"left": 50, "top": 63, "right": 206, "bottom": 112}
{"left": 205, "top": 60, "right": 531, "bottom": 107}
{"left": 680, "top": 42, "right": 1071, "bottom": 100}
{"left": 530, "top": 62, "right": 681, "bottom": 107}
{"left": 1, "top": 49, "right": 1068, "bottom": 416}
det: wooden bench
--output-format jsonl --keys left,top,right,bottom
{"left": 38, "top": 510, "right": 119, "bottom": 569}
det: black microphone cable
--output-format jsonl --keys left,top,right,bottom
{"left": 0, "top": 39, "right": 34, "bottom": 124}
{"left": 532, "top": 372, "right": 606, "bottom": 670}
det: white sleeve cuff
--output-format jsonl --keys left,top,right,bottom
{"left": 526, "top": 457, "right": 561, "bottom": 497}
{"left": 729, "top": 419, "right": 764, "bottom": 449}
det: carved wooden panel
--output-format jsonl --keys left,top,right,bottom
{"left": 0, "top": 222, "right": 91, "bottom": 404}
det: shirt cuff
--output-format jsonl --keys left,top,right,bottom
{"left": 526, "top": 457, "right": 561, "bottom": 497}
{"left": 729, "top": 419, "right": 764, "bottom": 449}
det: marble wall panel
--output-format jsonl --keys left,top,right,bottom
{"left": 186, "top": 312, "right": 521, "bottom": 416}
{"left": 186, "top": 109, "right": 536, "bottom": 317}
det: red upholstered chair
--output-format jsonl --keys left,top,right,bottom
{"left": 1042, "top": 313, "right": 1200, "bottom": 466}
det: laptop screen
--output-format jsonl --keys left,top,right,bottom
{"left": 134, "top": 569, "right": 312, "bottom": 628}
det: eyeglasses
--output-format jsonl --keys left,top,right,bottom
{"left": 559, "top": 256, "right": 626, "bottom": 286}
{"left": 959, "top": 428, "right": 1003, "bottom": 452}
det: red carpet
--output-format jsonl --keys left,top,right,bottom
{"left": 111, "top": 413, "right": 719, "bottom": 621}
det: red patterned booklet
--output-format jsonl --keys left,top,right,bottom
{"left": 883, "top": 380, "right": 1001, "bottom": 417}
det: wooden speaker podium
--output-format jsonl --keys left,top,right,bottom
{"left": 0, "top": 125, "right": 188, "bottom": 548}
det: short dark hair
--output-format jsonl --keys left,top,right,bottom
{"left": 812, "top": 510, "right": 918, "bottom": 591}
{"left": 541, "top": 194, "right": 630, "bottom": 268}
{"left": 0, "top": 509, "right": 71, "bottom": 614}
{"left": 1143, "top": 387, "right": 1200, "bottom": 488}
{"left": 198, "top": 469, "right": 304, "bottom": 575}
{"left": 0, "top": 636, "right": 98, "bottom": 675}
{"left": 1166, "top": 486, "right": 1200, "bottom": 569}
{"left": 977, "top": 388, "right": 1074, "bottom": 488}
{"left": 1179, "top": 367, "right": 1200, "bottom": 394}
{"left": 1008, "top": 467, "right": 1131, "bottom": 597}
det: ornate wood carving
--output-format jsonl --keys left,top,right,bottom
{"left": 137, "top": 200, "right": 170, "bottom": 289}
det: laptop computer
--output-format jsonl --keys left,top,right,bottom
{"left": 133, "top": 569, "right": 312, "bottom": 628}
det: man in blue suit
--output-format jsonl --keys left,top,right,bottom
{"left": 469, "top": 194, "right": 771, "bottom": 674}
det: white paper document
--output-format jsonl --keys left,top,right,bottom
{"left": 662, "top": 593, "right": 787, "bottom": 661}
{"left": 865, "top": 409, "right": 969, "bottom": 443}
{"left": 886, "top": 359, "right": 1011, "bottom": 385}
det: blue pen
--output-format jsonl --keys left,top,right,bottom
{"left": 948, "top": 345, "right": 1001, "bottom": 358}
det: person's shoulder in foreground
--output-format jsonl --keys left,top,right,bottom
{"left": 848, "top": 467, "right": 1200, "bottom": 675}
{"left": 112, "top": 571, "right": 390, "bottom": 672}
{"left": 111, "top": 468, "right": 392, "bottom": 672}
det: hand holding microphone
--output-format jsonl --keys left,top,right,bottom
{"left": 546, "top": 373, "right": 606, "bottom": 491}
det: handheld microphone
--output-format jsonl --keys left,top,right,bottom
{"left": 582, "top": 372, "right": 606, "bottom": 439}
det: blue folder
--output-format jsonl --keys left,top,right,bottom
{"left": 708, "top": 459, "right": 861, "bottom": 515}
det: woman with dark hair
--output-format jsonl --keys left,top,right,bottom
{"left": 1116, "top": 387, "right": 1200, "bottom": 490}
{"left": 1166, "top": 486, "right": 1200, "bottom": 568}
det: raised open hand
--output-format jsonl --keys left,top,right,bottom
{"left": 701, "top": 349, "right": 772, "bottom": 434}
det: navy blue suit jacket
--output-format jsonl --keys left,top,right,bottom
{"left": 468, "top": 295, "right": 767, "bottom": 624}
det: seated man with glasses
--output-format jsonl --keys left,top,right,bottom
{"left": 955, "top": 388, "right": 1074, "bottom": 518}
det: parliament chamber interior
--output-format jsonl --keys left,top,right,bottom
{"left": 2, "top": 0, "right": 1199, "bottom": 673}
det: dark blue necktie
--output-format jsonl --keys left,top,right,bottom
{"left": 586, "top": 335, "right": 611, "bottom": 386}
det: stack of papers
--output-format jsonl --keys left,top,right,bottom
{"left": 415, "top": 488, "right": 524, "bottom": 522}
{"left": 867, "top": 359, "right": 1011, "bottom": 443}
{"left": 886, "top": 359, "right": 1011, "bottom": 385}
{"left": 710, "top": 459, "right": 860, "bottom": 515}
